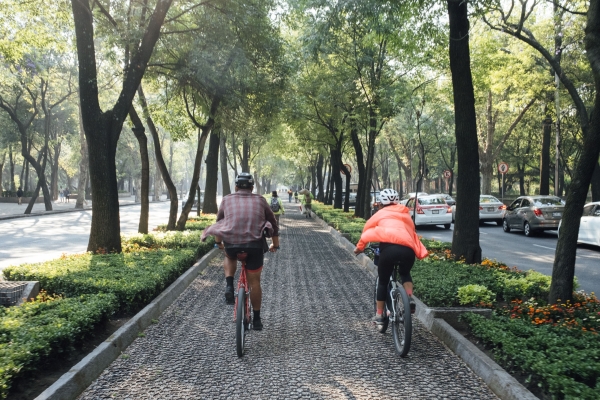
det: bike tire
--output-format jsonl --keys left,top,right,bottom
{"left": 236, "top": 289, "right": 246, "bottom": 357}
{"left": 373, "top": 277, "right": 389, "bottom": 334}
{"left": 392, "top": 285, "right": 412, "bottom": 357}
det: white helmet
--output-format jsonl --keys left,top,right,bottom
{"left": 379, "top": 188, "right": 399, "bottom": 205}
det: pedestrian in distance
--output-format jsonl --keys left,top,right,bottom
{"left": 294, "top": 190, "right": 299, "bottom": 203}
{"left": 59, "top": 188, "right": 64, "bottom": 203}
{"left": 201, "top": 172, "right": 280, "bottom": 331}
{"left": 17, "top": 187, "right": 23, "bottom": 205}
{"left": 64, "top": 187, "right": 70, "bottom": 203}
{"left": 288, "top": 188, "right": 293, "bottom": 202}
{"left": 353, "top": 188, "right": 428, "bottom": 327}
{"left": 270, "top": 190, "right": 285, "bottom": 227}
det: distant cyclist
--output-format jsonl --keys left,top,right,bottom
{"left": 202, "top": 172, "right": 280, "bottom": 330}
{"left": 353, "top": 188, "right": 428, "bottom": 327}
{"left": 301, "top": 190, "right": 313, "bottom": 218}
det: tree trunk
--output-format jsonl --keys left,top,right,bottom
{"left": 138, "top": 85, "right": 178, "bottom": 229}
{"left": 9, "top": 145, "right": 16, "bottom": 192}
{"left": 220, "top": 132, "right": 231, "bottom": 196}
{"left": 75, "top": 101, "right": 89, "bottom": 209}
{"left": 203, "top": 128, "right": 220, "bottom": 213}
{"left": 550, "top": 0, "right": 600, "bottom": 303}
{"left": 325, "top": 161, "right": 332, "bottom": 205}
{"left": 341, "top": 163, "right": 351, "bottom": 212}
{"left": 128, "top": 107, "right": 150, "bottom": 234}
{"left": 540, "top": 117, "right": 552, "bottom": 195}
{"left": 177, "top": 97, "right": 220, "bottom": 230}
{"left": 330, "top": 147, "right": 343, "bottom": 209}
{"left": 448, "top": 0, "right": 481, "bottom": 264}
{"left": 316, "top": 153, "right": 324, "bottom": 202}
{"left": 71, "top": 0, "right": 173, "bottom": 252}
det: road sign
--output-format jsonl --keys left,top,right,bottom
{"left": 341, "top": 164, "right": 352, "bottom": 175}
{"left": 498, "top": 162, "right": 509, "bottom": 174}
{"left": 443, "top": 170, "right": 452, "bottom": 179}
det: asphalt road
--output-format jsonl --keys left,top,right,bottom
{"left": 418, "top": 222, "right": 600, "bottom": 294}
{"left": 0, "top": 202, "right": 173, "bottom": 270}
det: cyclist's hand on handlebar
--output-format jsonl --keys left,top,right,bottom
{"left": 353, "top": 247, "right": 362, "bottom": 255}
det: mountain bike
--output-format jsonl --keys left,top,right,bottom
{"left": 234, "top": 252, "right": 252, "bottom": 357}
{"left": 364, "top": 243, "right": 412, "bottom": 357}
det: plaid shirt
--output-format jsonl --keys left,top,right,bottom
{"left": 202, "top": 189, "right": 279, "bottom": 245}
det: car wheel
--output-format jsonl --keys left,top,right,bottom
{"left": 444, "top": 224, "right": 451, "bottom": 230}
{"left": 496, "top": 219, "right": 502, "bottom": 226}
{"left": 524, "top": 222, "right": 534, "bottom": 237}
{"left": 502, "top": 219, "right": 511, "bottom": 232}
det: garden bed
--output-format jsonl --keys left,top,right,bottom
{"left": 312, "top": 202, "right": 600, "bottom": 399}
{"left": 0, "top": 214, "right": 216, "bottom": 399}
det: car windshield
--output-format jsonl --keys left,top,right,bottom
{"left": 533, "top": 197, "right": 563, "bottom": 206}
{"left": 418, "top": 197, "right": 446, "bottom": 205}
{"left": 480, "top": 196, "right": 500, "bottom": 203}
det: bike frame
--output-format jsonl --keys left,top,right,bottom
{"left": 234, "top": 254, "right": 251, "bottom": 323}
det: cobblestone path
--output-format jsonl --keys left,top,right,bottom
{"left": 80, "top": 203, "right": 497, "bottom": 399}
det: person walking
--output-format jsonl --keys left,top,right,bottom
{"left": 59, "top": 188, "right": 64, "bottom": 203}
{"left": 201, "top": 173, "right": 280, "bottom": 331}
{"left": 17, "top": 187, "right": 24, "bottom": 205}
{"left": 64, "top": 187, "right": 70, "bottom": 203}
{"left": 294, "top": 190, "right": 299, "bottom": 203}
{"left": 287, "top": 189, "right": 293, "bottom": 202}
{"left": 353, "top": 188, "right": 428, "bottom": 327}
{"left": 270, "top": 191, "right": 285, "bottom": 227}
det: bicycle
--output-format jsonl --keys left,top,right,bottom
{"left": 363, "top": 243, "right": 412, "bottom": 357}
{"left": 234, "top": 252, "right": 252, "bottom": 357}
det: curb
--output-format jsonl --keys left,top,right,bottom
{"left": 35, "top": 248, "right": 221, "bottom": 400}
{"left": 313, "top": 210, "right": 537, "bottom": 400}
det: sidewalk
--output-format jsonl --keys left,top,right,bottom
{"left": 78, "top": 202, "right": 497, "bottom": 400}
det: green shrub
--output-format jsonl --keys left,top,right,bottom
{"left": 463, "top": 313, "right": 600, "bottom": 399}
{"left": 3, "top": 249, "right": 199, "bottom": 313}
{"left": 457, "top": 284, "right": 495, "bottom": 306}
{"left": 122, "top": 230, "right": 212, "bottom": 257}
{"left": 155, "top": 214, "right": 216, "bottom": 232}
{"left": 0, "top": 293, "right": 118, "bottom": 398}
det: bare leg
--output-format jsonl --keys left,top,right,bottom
{"left": 224, "top": 256, "right": 237, "bottom": 279}
{"left": 403, "top": 282, "right": 414, "bottom": 297}
{"left": 376, "top": 300, "right": 385, "bottom": 313}
{"left": 246, "top": 270, "right": 262, "bottom": 311}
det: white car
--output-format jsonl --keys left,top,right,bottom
{"left": 479, "top": 195, "right": 506, "bottom": 225}
{"left": 558, "top": 202, "right": 600, "bottom": 247}
{"left": 399, "top": 192, "right": 428, "bottom": 205}
{"left": 405, "top": 195, "right": 453, "bottom": 229}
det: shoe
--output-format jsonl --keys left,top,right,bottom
{"left": 409, "top": 297, "right": 416, "bottom": 314}
{"left": 371, "top": 314, "right": 386, "bottom": 326}
{"left": 225, "top": 286, "right": 234, "bottom": 305}
{"left": 253, "top": 317, "right": 263, "bottom": 330}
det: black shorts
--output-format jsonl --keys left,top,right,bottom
{"left": 224, "top": 247, "right": 264, "bottom": 272}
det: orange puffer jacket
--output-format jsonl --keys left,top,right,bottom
{"left": 356, "top": 204, "right": 428, "bottom": 259}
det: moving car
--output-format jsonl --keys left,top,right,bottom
{"left": 399, "top": 192, "right": 428, "bottom": 205}
{"left": 405, "top": 194, "right": 453, "bottom": 229}
{"left": 479, "top": 195, "right": 506, "bottom": 225}
{"left": 558, "top": 201, "right": 600, "bottom": 247}
{"left": 437, "top": 193, "right": 456, "bottom": 206}
{"left": 502, "top": 195, "right": 565, "bottom": 237}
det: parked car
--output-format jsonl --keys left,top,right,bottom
{"left": 558, "top": 201, "right": 600, "bottom": 247}
{"left": 478, "top": 195, "right": 506, "bottom": 225}
{"left": 502, "top": 195, "right": 565, "bottom": 236}
{"left": 436, "top": 193, "right": 456, "bottom": 206}
{"left": 399, "top": 192, "right": 428, "bottom": 205}
{"left": 405, "top": 194, "right": 452, "bottom": 229}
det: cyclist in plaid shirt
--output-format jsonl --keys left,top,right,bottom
{"left": 202, "top": 172, "right": 280, "bottom": 330}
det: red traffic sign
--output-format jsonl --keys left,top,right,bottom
{"left": 498, "top": 162, "right": 509, "bottom": 174}
{"left": 443, "top": 170, "right": 452, "bottom": 179}
{"left": 341, "top": 164, "right": 352, "bottom": 175}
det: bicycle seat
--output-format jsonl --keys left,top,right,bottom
{"left": 236, "top": 252, "right": 248, "bottom": 261}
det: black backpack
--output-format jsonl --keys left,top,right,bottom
{"left": 270, "top": 197, "right": 280, "bottom": 212}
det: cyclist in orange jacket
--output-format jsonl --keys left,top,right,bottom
{"left": 353, "top": 188, "right": 428, "bottom": 326}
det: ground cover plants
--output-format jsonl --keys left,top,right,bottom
{"left": 312, "top": 202, "right": 598, "bottom": 399}
{"left": 0, "top": 215, "right": 216, "bottom": 398}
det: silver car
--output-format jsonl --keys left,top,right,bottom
{"left": 503, "top": 195, "right": 565, "bottom": 236}
{"left": 479, "top": 195, "right": 506, "bottom": 225}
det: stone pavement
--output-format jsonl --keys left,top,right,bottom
{"left": 78, "top": 202, "right": 497, "bottom": 399}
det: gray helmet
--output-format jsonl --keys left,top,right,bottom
{"left": 235, "top": 172, "right": 254, "bottom": 189}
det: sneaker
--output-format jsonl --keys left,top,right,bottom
{"left": 225, "top": 286, "right": 234, "bottom": 305}
{"left": 371, "top": 314, "right": 386, "bottom": 325}
{"left": 409, "top": 297, "right": 416, "bottom": 314}
{"left": 253, "top": 317, "right": 263, "bottom": 331}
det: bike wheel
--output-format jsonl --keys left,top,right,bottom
{"left": 373, "top": 277, "right": 389, "bottom": 334}
{"left": 392, "top": 285, "right": 412, "bottom": 357}
{"left": 236, "top": 289, "right": 246, "bottom": 357}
